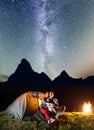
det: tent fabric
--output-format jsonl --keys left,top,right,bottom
{"left": 4, "top": 91, "right": 45, "bottom": 120}
{"left": 23, "top": 110, "right": 45, "bottom": 121}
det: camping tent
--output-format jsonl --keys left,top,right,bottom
{"left": 4, "top": 91, "right": 46, "bottom": 120}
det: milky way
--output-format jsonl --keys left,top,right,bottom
{"left": 0, "top": 0, "right": 94, "bottom": 80}
{"left": 33, "top": 0, "right": 60, "bottom": 78}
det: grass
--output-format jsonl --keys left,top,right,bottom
{"left": 0, "top": 112, "right": 94, "bottom": 130}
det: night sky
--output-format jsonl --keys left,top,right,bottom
{"left": 0, "top": 0, "right": 94, "bottom": 81}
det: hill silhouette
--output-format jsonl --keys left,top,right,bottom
{"left": 0, "top": 58, "right": 94, "bottom": 111}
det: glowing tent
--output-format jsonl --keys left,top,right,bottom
{"left": 4, "top": 91, "right": 46, "bottom": 120}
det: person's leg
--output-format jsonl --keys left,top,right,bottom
{"left": 40, "top": 108, "right": 55, "bottom": 124}
{"left": 40, "top": 108, "right": 51, "bottom": 120}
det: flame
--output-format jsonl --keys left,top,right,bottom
{"left": 83, "top": 101, "right": 92, "bottom": 113}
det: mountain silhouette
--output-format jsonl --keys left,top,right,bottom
{"left": 53, "top": 70, "right": 83, "bottom": 86}
{"left": 0, "top": 58, "right": 52, "bottom": 88}
{"left": 1, "top": 59, "right": 94, "bottom": 88}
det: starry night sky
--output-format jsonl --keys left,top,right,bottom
{"left": 0, "top": 0, "right": 94, "bottom": 81}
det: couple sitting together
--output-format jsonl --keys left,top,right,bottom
{"left": 4, "top": 91, "right": 66, "bottom": 124}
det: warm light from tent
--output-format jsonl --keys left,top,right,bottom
{"left": 83, "top": 102, "right": 92, "bottom": 113}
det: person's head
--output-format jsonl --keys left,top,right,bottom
{"left": 45, "top": 91, "right": 54, "bottom": 99}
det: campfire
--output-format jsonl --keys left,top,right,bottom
{"left": 83, "top": 101, "right": 92, "bottom": 114}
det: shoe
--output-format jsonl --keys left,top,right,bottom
{"left": 55, "top": 110, "right": 65, "bottom": 119}
{"left": 48, "top": 118, "right": 55, "bottom": 124}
